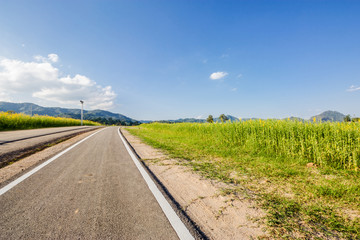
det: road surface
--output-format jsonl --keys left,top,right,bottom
{"left": 0, "top": 126, "right": 99, "bottom": 153}
{"left": 0, "top": 126, "right": 100, "bottom": 167}
{"left": 0, "top": 127, "right": 187, "bottom": 239}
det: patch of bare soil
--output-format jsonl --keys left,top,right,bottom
{"left": 0, "top": 130, "right": 97, "bottom": 186}
{"left": 122, "top": 128, "right": 267, "bottom": 240}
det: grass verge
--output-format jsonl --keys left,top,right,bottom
{"left": 127, "top": 122, "right": 360, "bottom": 239}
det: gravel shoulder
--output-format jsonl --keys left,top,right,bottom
{"left": 121, "top": 128, "right": 267, "bottom": 240}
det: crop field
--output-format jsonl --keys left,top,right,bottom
{"left": 128, "top": 120, "right": 360, "bottom": 239}
{"left": 0, "top": 112, "right": 101, "bottom": 131}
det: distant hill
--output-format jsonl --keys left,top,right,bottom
{"left": 0, "top": 101, "right": 140, "bottom": 126}
{"left": 1, "top": 102, "right": 349, "bottom": 124}
{"left": 311, "top": 110, "right": 346, "bottom": 122}
{"left": 144, "top": 115, "right": 240, "bottom": 123}
{"left": 175, "top": 118, "right": 206, "bottom": 123}
{"left": 213, "top": 115, "right": 239, "bottom": 122}
{"left": 151, "top": 112, "right": 349, "bottom": 124}
{"left": 148, "top": 118, "right": 206, "bottom": 124}
{"left": 282, "top": 117, "right": 306, "bottom": 122}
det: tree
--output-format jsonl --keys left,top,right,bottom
{"left": 206, "top": 115, "right": 214, "bottom": 123}
{"left": 219, "top": 114, "right": 228, "bottom": 123}
{"left": 352, "top": 117, "right": 360, "bottom": 123}
{"left": 344, "top": 114, "right": 352, "bottom": 122}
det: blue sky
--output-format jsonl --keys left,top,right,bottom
{"left": 0, "top": 0, "right": 359, "bottom": 120}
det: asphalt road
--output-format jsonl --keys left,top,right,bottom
{"left": 0, "top": 126, "right": 99, "bottom": 154}
{"left": 0, "top": 127, "right": 181, "bottom": 239}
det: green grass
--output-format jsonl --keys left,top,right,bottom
{"left": 0, "top": 112, "right": 101, "bottom": 131}
{"left": 127, "top": 121, "right": 360, "bottom": 239}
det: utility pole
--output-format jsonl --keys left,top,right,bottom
{"left": 80, "top": 100, "right": 84, "bottom": 126}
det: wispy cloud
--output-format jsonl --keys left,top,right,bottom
{"left": 237, "top": 74, "right": 243, "bottom": 78}
{"left": 231, "top": 88, "right": 237, "bottom": 92}
{"left": 0, "top": 54, "right": 116, "bottom": 109}
{"left": 209, "top": 71, "right": 228, "bottom": 80}
{"left": 347, "top": 85, "right": 360, "bottom": 92}
{"left": 48, "top": 54, "right": 59, "bottom": 63}
{"left": 34, "top": 53, "right": 59, "bottom": 63}
{"left": 220, "top": 54, "right": 229, "bottom": 59}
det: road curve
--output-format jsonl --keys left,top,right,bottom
{"left": 0, "top": 127, "right": 182, "bottom": 239}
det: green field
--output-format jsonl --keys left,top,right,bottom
{"left": 128, "top": 120, "right": 360, "bottom": 239}
{"left": 0, "top": 112, "right": 101, "bottom": 131}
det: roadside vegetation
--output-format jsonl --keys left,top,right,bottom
{"left": 0, "top": 111, "right": 101, "bottom": 131}
{"left": 128, "top": 120, "right": 360, "bottom": 239}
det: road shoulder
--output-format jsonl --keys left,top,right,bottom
{"left": 121, "top": 128, "right": 267, "bottom": 240}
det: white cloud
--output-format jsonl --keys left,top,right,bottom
{"left": 0, "top": 91, "right": 10, "bottom": 101}
{"left": 48, "top": 54, "right": 59, "bottom": 63}
{"left": 60, "top": 74, "right": 95, "bottom": 86}
{"left": 210, "top": 71, "right": 228, "bottom": 80}
{"left": 231, "top": 88, "right": 237, "bottom": 92}
{"left": 237, "top": 74, "right": 243, "bottom": 78}
{"left": 34, "top": 55, "right": 48, "bottom": 62}
{"left": 34, "top": 53, "right": 59, "bottom": 63}
{"left": 347, "top": 85, "right": 360, "bottom": 92}
{"left": 195, "top": 115, "right": 203, "bottom": 119}
{"left": 0, "top": 54, "right": 116, "bottom": 110}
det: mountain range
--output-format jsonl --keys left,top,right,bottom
{"left": 0, "top": 102, "right": 140, "bottom": 126}
{"left": 151, "top": 115, "right": 240, "bottom": 124}
{"left": 154, "top": 111, "right": 349, "bottom": 123}
{"left": 0, "top": 101, "right": 350, "bottom": 124}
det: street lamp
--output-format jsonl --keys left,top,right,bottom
{"left": 80, "top": 100, "right": 84, "bottom": 126}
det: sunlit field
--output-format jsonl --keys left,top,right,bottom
{"left": 0, "top": 112, "right": 101, "bottom": 131}
{"left": 128, "top": 120, "right": 360, "bottom": 239}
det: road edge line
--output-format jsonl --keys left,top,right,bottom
{"left": 0, "top": 127, "right": 107, "bottom": 196}
{"left": 117, "top": 128, "right": 194, "bottom": 240}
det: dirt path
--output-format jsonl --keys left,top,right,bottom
{"left": 121, "top": 128, "right": 267, "bottom": 240}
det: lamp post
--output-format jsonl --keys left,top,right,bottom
{"left": 80, "top": 100, "right": 84, "bottom": 126}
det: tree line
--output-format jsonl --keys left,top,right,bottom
{"left": 206, "top": 114, "right": 229, "bottom": 123}
{"left": 88, "top": 117, "right": 140, "bottom": 126}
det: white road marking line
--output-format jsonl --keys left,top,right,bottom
{"left": 118, "top": 128, "right": 195, "bottom": 240}
{"left": 0, "top": 128, "right": 106, "bottom": 196}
